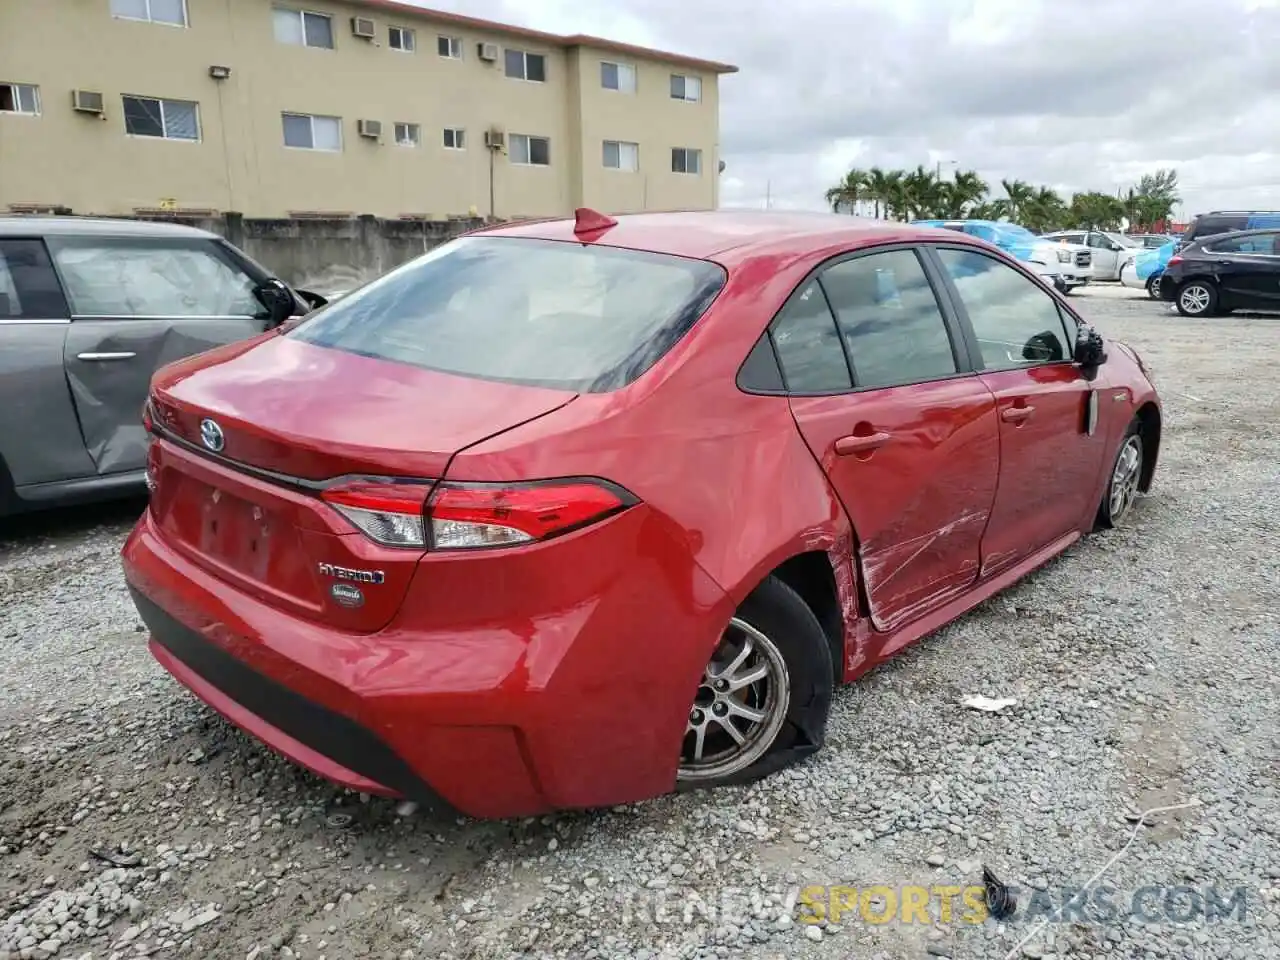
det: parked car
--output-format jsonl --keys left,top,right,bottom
{"left": 1160, "top": 227, "right": 1280, "bottom": 317}
{"left": 1041, "top": 230, "right": 1142, "bottom": 281}
{"left": 911, "top": 219, "right": 1092, "bottom": 292}
{"left": 1121, "top": 239, "right": 1178, "bottom": 298}
{"left": 1179, "top": 211, "right": 1280, "bottom": 247}
{"left": 1128, "top": 233, "right": 1177, "bottom": 249}
{"left": 123, "top": 209, "right": 1161, "bottom": 819}
{"left": 0, "top": 217, "right": 323, "bottom": 517}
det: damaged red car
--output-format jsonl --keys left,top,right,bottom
{"left": 122, "top": 210, "right": 1161, "bottom": 819}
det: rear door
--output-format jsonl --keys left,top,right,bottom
{"left": 1203, "top": 231, "right": 1280, "bottom": 308}
{"left": 0, "top": 238, "right": 98, "bottom": 489}
{"left": 1085, "top": 232, "right": 1118, "bottom": 279}
{"left": 47, "top": 235, "right": 271, "bottom": 476}
{"left": 929, "top": 246, "right": 1107, "bottom": 576}
{"left": 776, "top": 246, "right": 1001, "bottom": 634}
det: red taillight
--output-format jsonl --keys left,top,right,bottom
{"left": 1167, "top": 255, "right": 1182, "bottom": 266}
{"left": 321, "top": 481, "right": 431, "bottom": 548}
{"left": 428, "top": 480, "right": 633, "bottom": 550}
{"left": 142, "top": 397, "right": 156, "bottom": 433}
{"left": 320, "top": 478, "right": 635, "bottom": 551}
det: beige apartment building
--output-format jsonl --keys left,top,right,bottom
{"left": 0, "top": 0, "right": 736, "bottom": 220}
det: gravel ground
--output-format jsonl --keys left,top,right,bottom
{"left": 2, "top": 287, "right": 1279, "bottom": 960}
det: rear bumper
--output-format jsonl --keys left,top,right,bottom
{"left": 123, "top": 505, "right": 732, "bottom": 819}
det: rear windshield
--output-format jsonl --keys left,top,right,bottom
{"left": 289, "top": 236, "right": 727, "bottom": 392}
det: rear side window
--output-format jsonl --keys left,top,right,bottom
{"left": 289, "top": 236, "right": 726, "bottom": 392}
{"left": 819, "top": 249, "right": 958, "bottom": 389}
{"left": 770, "top": 281, "right": 851, "bottom": 392}
{"left": 1205, "top": 233, "right": 1278, "bottom": 255}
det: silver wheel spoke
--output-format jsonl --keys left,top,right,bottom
{"left": 689, "top": 720, "right": 708, "bottom": 762}
{"left": 713, "top": 637, "right": 754, "bottom": 680}
{"left": 727, "top": 662, "right": 769, "bottom": 691}
{"left": 716, "top": 717, "right": 747, "bottom": 745}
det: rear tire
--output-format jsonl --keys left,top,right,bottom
{"left": 1145, "top": 276, "right": 1161, "bottom": 299}
{"left": 676, "top": 576, "right": 833, "bottom": 789}
{"left": 1175, "top": 279, "right": 1218, "bottom": 317}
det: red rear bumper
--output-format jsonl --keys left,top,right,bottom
{"left": 123, "top": 505, "right": 733, "bottom": 819}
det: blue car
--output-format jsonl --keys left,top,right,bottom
{"left": 910, "top": 219, "right": 1093, "bottom": 292}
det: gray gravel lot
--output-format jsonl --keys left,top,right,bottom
{"left": 2, "top": 287, "right": 1279, "bottom": 960}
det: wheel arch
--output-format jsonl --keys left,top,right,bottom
{"left": 1134, "top": 401, "right": 1161, "bottom": 492}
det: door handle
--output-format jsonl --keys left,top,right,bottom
{"left": 835, "top": 431, "right": 892, "bottom": 455}
{"left": 1001, "top": 405, "right": 1035, "bottom": 423}
{"left": 77, "top": 351, "right": 137, "bottom": 361}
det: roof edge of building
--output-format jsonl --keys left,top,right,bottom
{"left": 349, "top": 0, "right": 739, "bottom": 73}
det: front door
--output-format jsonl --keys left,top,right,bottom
{"left": 1086, "top": 232, "right": 1119, "bottom": 280}
{"left": 930, "top": 246, "right": 1108, "bottom": 576}
{"left": 47, "top": 236, "right": 270, "bottom": 475}
{"left": 772, "top": 247, "right": 1001, "bottom": 633}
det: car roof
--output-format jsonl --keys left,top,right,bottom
{"left": 1194, "top": 227, "right": 1280, "bottom": 242}
{"left": 0, "top": 216, "right": 220, "bottom": 240}
{"left": 473, "top": 210, "right": 978, "bottom": 264}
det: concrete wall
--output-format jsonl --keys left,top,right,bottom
{"left": 0, "top": 0, "right": 732, "bottom": 220}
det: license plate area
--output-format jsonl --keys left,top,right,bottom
{"left": 199, "top": 484, "right": 273, "bottom": 575}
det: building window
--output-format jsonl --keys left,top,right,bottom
{"left": 122, "top": 95, "right": 200, "bottom": 141}
{"left": 388, "top": 26, "right": 415, "bottom": 51}
{"left": 0, "top": 83, "right": 40, "bottom": 116}
{"left": 509, "top": 134, "right": 550, "bottom": 166}
{"left": 603, "top": 140, "right": 639, "bottom": 172}
{"left": 504, "top": 49, "right": 546, "bottom": 82}
{"left": 670, "top": 74, "right": 702, "bottom": 102}
{"left": 437, "top": 35, "right": 463, "bottom": 59}
{"left": 282, "top": 112, "right": 342, "bottom": 151}
{"left": 601, "top": 61, "right": 636, "bottom": 93}
{"left": 273, "top": 7, "right": 334, "bottom": 48}
{"left": 110, "top": 0, "right": 187, "bottom": 26}
{"left": 394, "top": 122, "right": 420, "bottom": 147}
{"left": 443, "top": 127, "right": 465, "bottom": 150}
{"left": 671, "top": 147, "right": 702, "bottom": 175}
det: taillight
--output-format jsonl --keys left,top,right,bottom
{"left": 142, "top": 397, "right": 156, "bottom": 434}
{"left": 321, "top": 481, "right": 431, "bottom": 548}
{"left": 320, "top": 478, "right": 636, "bottom": 550}
{"left": 428, "top": 480, "right": 633, "bottom": 549}
{"left": 1167, "top": 255, "right": 1182, "bottom": 266}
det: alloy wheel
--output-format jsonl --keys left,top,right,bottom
{"left": 1109, "top": 434, "right": 1143, "bottom": 522}
{"left": 1148, "top": 276, "right": 1161, "bottom": 299}
{"left": 677, "top": 618, "right": 790, "bottom": 782}
{"left": 1179, "top": 284, "right": 1212, "bottom": 315}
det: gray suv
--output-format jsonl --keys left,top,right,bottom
{"left": 0, "top": 217, "right": 320, "bottom": 517}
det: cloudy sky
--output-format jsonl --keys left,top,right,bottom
{"left": 414, "top": 0, "right": 1280, "bottom": 217}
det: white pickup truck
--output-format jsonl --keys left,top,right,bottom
{"left": 912, "top": 220, "right": 1093, "bottom": 293}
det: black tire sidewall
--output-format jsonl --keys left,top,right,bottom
{"left": 677, "top": 575, "right": 835, "bottom": 790}
{"left": 1097, "top": 419, "right": 1142, "bottom": 529}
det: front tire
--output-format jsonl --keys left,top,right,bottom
{"left": 1146, "top": 276, "right": 1161, "bottom": 299}
{"left": 1096, "top": 421, "right": 1144, "bottom": 529}
{"left": 1175, "top": 279, "right": 1218, "bottom": 317}
{"left": 676, "top": 576, "right": 833, "bottom": 788}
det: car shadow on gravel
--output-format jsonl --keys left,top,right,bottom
{"left": 0, "top": 497, "right": 147, "bottom": 557}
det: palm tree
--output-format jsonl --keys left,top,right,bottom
{"left": 968, "top": 199, "right": 1009, "bottom": 221}
{"left": 941, "top": 170, "right": 989, "bottom": 218}
{"left": 1022, "top": 188, "right": 1068, "bottom": 233}
{"left": 824, "top": 168, "right": 869, "bottom": 215}
{"left": 865, "top": 167, "right": 893, "bottom": 219}
{"left": 1000, "top": 179, "right": 1035, "bottom": 223}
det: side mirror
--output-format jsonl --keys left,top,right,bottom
{"left": 1073, "top": 325, "right": 1108, "bottom": 372}
{"left": 254, "top": 279, "right": 296, "bottom": 327}
{"left": 295, "top": 289, "right": 328, "bottom": 311}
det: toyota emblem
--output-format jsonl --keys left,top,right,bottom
{"left": 199, "top": 418, "right": 225, "bottom": 453}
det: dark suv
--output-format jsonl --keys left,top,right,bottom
{"left": 1161, "top": 228, "right": 1280, "bottom": 317}
{"left": 1179, "top": 211, "right": 1280, "bottom": 247}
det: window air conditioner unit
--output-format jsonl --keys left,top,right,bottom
{"left": 72, "top": 90, "right": 105, "bottom": 114}
{"left": 351, "top": 17, "right": 376, "bottom": 38}
{"left": 478, "top": 42, "right": 499, "bottom": 61}
{"left": 484, "top": 128, "right": 504, "bottom": 149}
{"left": 358, "top": 119, "right": 383, "bottom": 139}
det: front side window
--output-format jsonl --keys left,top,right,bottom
{"left": 670, "top": 74, "right": 702, "bottom": 102}
{"left": 49, "top": 240, "right": 260, "bottom": 318}
{"left": 935, "top": 247, "right": 1073, "bottom": 371}
{"left": 110, "top": 0, "right": 187, "bottom": 26}
{"left": 603, "top": 140, "right": 639, "bottom": 171}
{"left": 282, "top": 112, "right": 342, "bottom": 150}
{"left": 504, "top": 49, "right": 546, "bottom": 82}
{"left": 0, "top": 82, "right": 40, "bottom": 115}
{"left": 273, "top": 7, "right": 333, "bottom": 48}
{"left": 770, "top": 281, "right": 851, "bottom": 393}
{"left": 509, "top": 134, "right": 549, "bottom": 166}
{"left": 289, "top": 237, "right": 727, "bottom": 392}
{"left": 122, "top": 95, "right": 200, "bottom": 141}
{"left": 671, "top": 148, "right": 702, "bottom": 175}
{"left": 601, "top": 61, "right": 637, "bottom": 93}
{"left": 820, "top": 249, "right": 959, "bottom": 389}
{"left": 388, "top": 26, "right": 415, "bottom": 51}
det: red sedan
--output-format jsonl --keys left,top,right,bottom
{"left": 122, "top": 211, "right": 1161, "bottom": 819}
